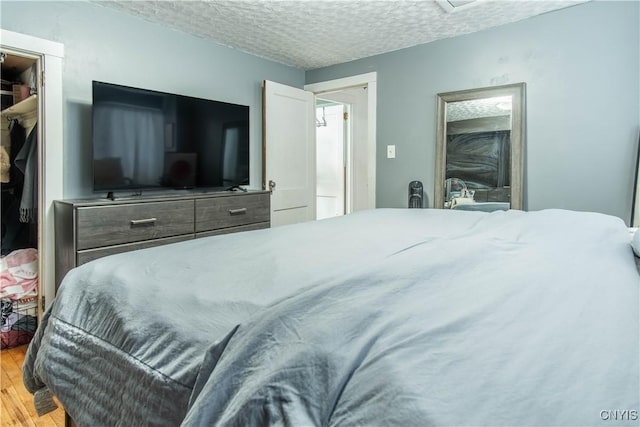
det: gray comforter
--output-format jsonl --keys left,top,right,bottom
{"left": 24, "top": 209, "right": 639, "bottom": 426}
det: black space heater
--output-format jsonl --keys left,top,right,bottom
{"left": 408, "top": 181, "right": 423, "bottom": 208}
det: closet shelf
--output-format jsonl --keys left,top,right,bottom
{"left": 1, "top": 94, "right": 37, "bottom": 119}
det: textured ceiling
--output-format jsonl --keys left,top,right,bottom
{"left": 95, "top": 0, "right": 588, "bottom": 70}
{"left": 447, "top": 96, "right": 512, "bottom": 122}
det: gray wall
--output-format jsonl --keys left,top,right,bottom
{"left": 307, "top": 1, "right": 640, "bottom": 222}
{"left": 1, "top": 1, "right": 304, "bottom": 198}
{"left": 2, "top": 1, "right": 638, "bottom": 220}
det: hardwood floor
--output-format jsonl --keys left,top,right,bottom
{"left": 1, "top": 345, "right": 64, "bottom": 426}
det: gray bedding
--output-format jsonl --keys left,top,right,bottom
{"left": 24, "top": 208, "right": 639, "bottom": 426}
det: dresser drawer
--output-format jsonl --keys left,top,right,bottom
{"left": 196, "top": 221, "right": 270, "bottom": 239}
{"left": 75, "top": 200, "right": 195, "bottom": 250}
{"left": 196, "top": 193, "right": 269, "bottom": 232}
{"left": 77, "top": 235, "right": 194, "bottom": 266}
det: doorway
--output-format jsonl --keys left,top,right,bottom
{"left": 1, "top": 30, "right": 64, "bottom": 316}
{"left": 262, "top": 73, "right": 376, "bottom": 227}
{"left": 315, "top": 100, "right": 348, "bottom": 220}
{"left": 305, "top": 72, "right": 377, "bottom": 214}
{"left": 1, "top": 51, "right": 40, "bottom": 349}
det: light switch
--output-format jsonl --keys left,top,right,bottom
{"left": 387, "top": 145, "right": 396, "bottom": 159}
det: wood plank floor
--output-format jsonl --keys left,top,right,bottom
{"left": 1, "top": 345, "right": 64, "bottom": 426}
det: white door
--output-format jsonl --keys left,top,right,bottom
{"left": 263, "top": 80, "right": 315, "bottom": 227}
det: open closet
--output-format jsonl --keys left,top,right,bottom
{"left": 1, "top": 52, "right": 40, "bottom": 348}
{"left": 0, "top": 30, "right": 63, "bottom": 351}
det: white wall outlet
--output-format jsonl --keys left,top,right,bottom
{"left": 387, "top": 145, "right": 396, "bottom": 159}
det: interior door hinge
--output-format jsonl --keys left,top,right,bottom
{"left": 343, "top": 112, "right": 349, "bottom": 121}
{"left": 41, "top": 295, "right": 45, "bottom": 311}
{"left": 40, "top": 70, "right": 45, "bottom": 89}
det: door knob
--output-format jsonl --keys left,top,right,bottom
{"left": 268, "top": 180, "right": 276, "bottom": 193}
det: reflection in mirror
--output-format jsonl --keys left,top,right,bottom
{"left": 435, "top": 83, "right": 525, "bottom": 210}
{"left": 445, "top": 96, "right": 512, "bottom": 208}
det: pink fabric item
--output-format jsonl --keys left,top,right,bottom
{"left": 1, "top": 329, "right": 34, "bottom": 349}
{"left": 0, "top": 248, "right": 38, "bottom": 299}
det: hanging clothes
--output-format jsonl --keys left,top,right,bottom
{"left": 15, "top": 124, "right": 37, "bottom": 223}
{"left": 0, "top": 145, "right": 9, "bottom": 183}
{"left": 1, "top": 119, "right": 35, "bottom": 254}
{"left": 8, "top": 119, "right": 25, "bottom": 185}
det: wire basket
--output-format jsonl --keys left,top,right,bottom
{"left": 1, "top": 296, "right": 37, "bottom": 349}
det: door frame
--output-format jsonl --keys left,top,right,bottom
{"left": 1, "top": 29, "right": 64, "bottom": 313}
{"left": 304, "top": 72, "right": 377, "bottom": 210}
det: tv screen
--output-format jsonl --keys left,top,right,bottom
{"left": 92, "top": 81, "right": 249, "bottom": 192}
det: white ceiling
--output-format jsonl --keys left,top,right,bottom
{"left": 95, "top": 0, "right": 588, "bottom": 70}
{"left": 447, "top": 96, "right": 512, "bottom": 122}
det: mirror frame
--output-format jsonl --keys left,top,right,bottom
{"left": 632, "top": 131, "right": 640, "bottom": 227}
{"left": 434, "top": 82, "right": 526, "bottom": 210}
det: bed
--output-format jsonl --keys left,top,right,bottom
{"left": 23, "top": 208, "right": 639, "bottom": 426}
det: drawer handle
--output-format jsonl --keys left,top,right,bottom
{"left": 130, "top": 217, "right": 157, "bottom": 225}
{"left": 228, "top": 208, "right": 247, "bottom": 216}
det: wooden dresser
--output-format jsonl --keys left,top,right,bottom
{"left": 54, "top": 191, "right": 270, "bottom": 290}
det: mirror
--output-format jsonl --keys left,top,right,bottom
{"left": 435, "top": 83, "right": 525, "bottom": 211}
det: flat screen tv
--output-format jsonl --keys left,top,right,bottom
{"left": 92, "top": 81, "right": 249, "bottom": 193}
